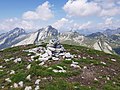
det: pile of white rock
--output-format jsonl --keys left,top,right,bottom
{"left": 30, "top": 39, "right": 73, "bottom": 62}
{"left": 47, "top": 39, "right": 65, "bottom": 57}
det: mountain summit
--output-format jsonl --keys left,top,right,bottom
{"left": 0, "top": 27, "right": 26, "bottom": 49}
{"left": 1, "top": 26, "right": 59, "bottom": 49}
{"left": 14, "top": 26, "right": 59, "bottom": 46}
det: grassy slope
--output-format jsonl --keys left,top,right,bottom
{"left": 0, "top": 44, "right": 120, "bottom": 90}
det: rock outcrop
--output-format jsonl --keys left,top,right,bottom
{"left": 93, "top": 38, "right": 113, "bottom": 54}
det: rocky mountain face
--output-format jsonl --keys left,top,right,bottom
{"left": 59, "top": 31, "right": 85, "bottom": 45}
{"left": 109, "top": 34, "right": 120, "bottom": 42}
{"left": 0, "top": 26, "right": 120, "bottom": 55}
{"left": 0, "top": 26, "right": 58, "bottom": 49}
{"left": 0, "top": 27, "right": 26, "bottom": 49}
{"left": 14, "top": 26, "right": 58, "bottom": 46}
{"left": 86, "top": 28, "right": 120, "bottom": 55}
{"left": 93, "top": 38, "right": 114, "bottom": 54}
{"left": 15, "top": 26, "right": 58, "bottom": 46}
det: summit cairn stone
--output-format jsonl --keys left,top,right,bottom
{"left": 47, "top": 39, "right": 65, "bottom": 58}
{"left": 26, "top": 39, "right": 73, "bottom": 62}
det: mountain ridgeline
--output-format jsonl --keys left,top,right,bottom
{"left": 14, "top": 26, "right": 58, "bottom": 46}
{"left": 0, "top": 28, "right": 26, "bottom": 49}
{"left": 0, "top": 26, "right": 120, "bottom": 55}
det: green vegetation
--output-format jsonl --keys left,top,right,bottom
{"left": 0, "top": 44, "right": 120, "bottom": 90}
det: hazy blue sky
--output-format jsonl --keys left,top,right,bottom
{"left": 0, "top": 0, "right": 120, "bottom": 32}
{"left": 0, "top": 0, "right": 67, "bottom": 19}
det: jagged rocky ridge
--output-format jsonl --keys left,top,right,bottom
{"left": 59, "top": 31, "right": 85, "bottom": 45}
{"left": 15, "top": 26, "right": 58, "bottom": 46}
{"left": 93, "top": 38, "right": 114, "bottom": 54}
{"left": 0, "top": 26, "right": 120, "bottom": 55}
{"left": 0, "top": 28, "right": 26, "bottom": 49}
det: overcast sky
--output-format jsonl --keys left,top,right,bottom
{"left": 0, "top": 0, "right": 120, "bottom": 32}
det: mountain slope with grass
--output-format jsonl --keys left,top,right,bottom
{"left": 0, "top": 44, "right": 120, "bottom": 90}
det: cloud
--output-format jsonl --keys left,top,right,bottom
{"left": 22, "top": 1, "right": 54, "bottom": 20}
{"left": 63, "top": 0, "right": 120, "bottom": 17}
{"left": 52, "top": 17, "right": 93, "bottom": 31}
{"left": 117, "top": 1, "right": 120, "bottom": 5}
{"left": 100, "top": 7, "right": 120, "bottom": 17}
{"left": 93, "top": 17, "right": 120, "bottom": 30}
{"left": 63, "top": 0, "right": 101, "bottom": 17}
{"left": 79, "top": 21, "right": 93, "bottom": 29}
{"left": 0, "top": 18, "right": 34, "bottom": 31}
{"left": 104, "top": 17, "right": 113, "bottom": 25}
{"left": 0, "top": 1, "right": 54, "bottom": 31}
{"left": 52, "top": 18, "right": 69, "bottom": 29}
{"left": 52, "top": 17, "right": 120, "bottom": 33}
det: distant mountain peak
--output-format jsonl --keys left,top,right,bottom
{"left": 103, "top": 28, "right": 120, "bottom": 36}
{"left": 14, "top": 27, "right": 23, "bottom": 30}
{"left": 14, "top": 26, "right": 59, "bottom": 46}
{"left": 47, "top": 25, "right": 53, "bottom": 28}
{"left": 45, "top": 25, "right": 57, "bottom": 31}
{"left": 87, "top": 32, "right": 105, "bottom": 39}
{"left": 0, "top": 27, "right": 27, "bottom": 49}
{"left": 9, "top": 27, "right": 26, "bottom": 34}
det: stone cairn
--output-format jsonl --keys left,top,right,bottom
{"left": 38, "top": 39, "right": 73, "bottom": 61}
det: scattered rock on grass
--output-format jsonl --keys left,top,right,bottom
{"left": 24, "top": 86, "right": 32, "bottom": 90}
{"left": 111, "top": 59, "right": 116, "bottom": 62}
{"left": 26, "top": 75, "right": 31, "bottom": 81}
{"left": 5, "top": 78, "right": 11, "bottom": 83}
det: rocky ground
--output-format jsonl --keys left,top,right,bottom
{"left": 0, "top": 42, "right": 120, "bottom": 90}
